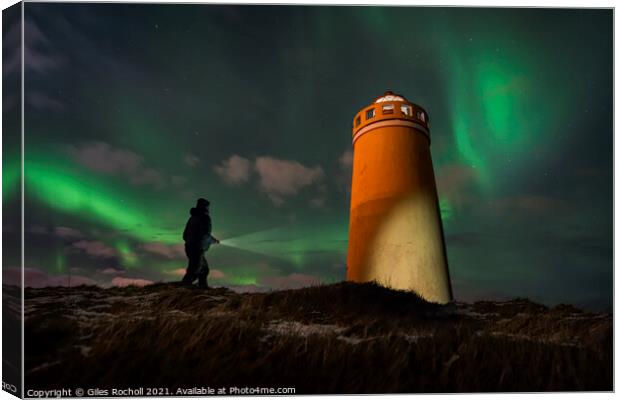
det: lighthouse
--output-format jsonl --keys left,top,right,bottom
{"left": 346, "top": 91, "right": 453, "bottom": 304}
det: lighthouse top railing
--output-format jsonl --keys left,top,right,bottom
{"left": 352, "top": 91, "right": 430, "bottom": 142}
{"left": 374, "top": 93, "right": 406, "bottom": 103}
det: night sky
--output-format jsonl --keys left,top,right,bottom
{"left": 3, "top": 4, "right": 613, "bottom": 310}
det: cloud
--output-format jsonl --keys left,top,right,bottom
{"left": 336, "top": 149, "right": 354, "bottom": 194}
{"left": 68, "top": 142, "right": 167, "bottom": 189}
{"left": 28, "top": 225, "right": 83, "bottom": 239}
{"left": 213, "top": 155, "right": 326, "bottom": 206}
{"left": 210, "top": 269, "right": 226, "bottom": 279}
{"left": 3, "top": 20, "right": 21, "bottom": 77}
{"left": 54, "top": 226, "right": 83, "bottom": 239}
{"left": 171, "top": 175, "right": 187, "bottom": 186}
{"left": 490, "top": 195, "right": 566, "bottom": 214}
{"left": 29, "top": 225, "right": 49, "bottom": 235}
{"left": 259, "top": 273, "right": 321, "bottom": 289}
{"left": 436, "top": 164, "right": 478, "bottom": 207}
{"left": 130, "top": 168, "right": 165, "bottom": 188}
{"left": 163, "top": 268, "right": 187, "bottom": 277}
{"left": 4, "top": 19, "right": 64, "bottom": 77}
{"left": 309, "top": 197, "right": 326, "bottom": 208}
{"left": 23, "top": 19, "right": 64, "bottom": 74}
{"left": 214, "top": 155, "right": 252, "bottom": 185}
{"left": 72, "top": 240, "right": 117, "bottom": 258}
{"left": 255, "top": 157, "right": 325, "bottom": 206}
{"left": 5, "top": 19, "right": 66, "bottom": 111}
{"left": 184, "top": 154, "right": 200, "bottom": 168}
{"left": 309, "top": 184, "right": 329, "bottom": 208}
{"left": 99, "top": 267, "right": 126, "bottom": 275}
{"left": 27, "top": 91, "right": 64, "bottom": 111}
{"left": 164, "top": 268, "right": 225, "bottom": 279}
{"left": 141, "top": 242, "right": 185, "bottom": 259}
{"left": 445, "top": 232, "right": 486, "bottom": 246}
{"left": 339, "top": 149, "right": 353, "bottom": 169}
{"left": 4, "top": 267, "right": 97, "bottom": 288}
{"left": 111, "top": 277, "right": 154, "bottom": 287}
{"left": 26, "top": 11, "right": 137, "bottom": 80}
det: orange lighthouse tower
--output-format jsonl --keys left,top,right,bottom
{"left": 347, "top": 91, "right": 453, "bottom": 304}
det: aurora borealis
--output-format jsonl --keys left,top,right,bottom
{"left": 3, "top": 4, "right": 612, "bottom": 309}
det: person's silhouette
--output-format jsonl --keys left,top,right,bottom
{"left": 182, "top": 198, "right": 219, "bottom": 288}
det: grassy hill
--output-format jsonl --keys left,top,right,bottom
{"left": 19, "top": 282, "right": 612, "bottom": 393}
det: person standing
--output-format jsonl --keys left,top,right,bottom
{"left": 182, "top": 198, "right": 219, "bottom": 288}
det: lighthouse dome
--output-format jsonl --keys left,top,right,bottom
{"left": 374, "top": 91, "right": 406, "bottom": 103}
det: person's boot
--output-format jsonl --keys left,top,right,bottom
{"left": 198, "top": 276, "right": 209, "bottom": 289}
{"left": 181, "top": 272, "right": 196, "bottom": 286}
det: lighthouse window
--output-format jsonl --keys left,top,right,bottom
{"left": 365, "top": 108, "right": 375, "bottom": 120}
{"left": 417, "top": 110, "right": 426, "bottom": 122}
{"left": 382, "top": 104, "right": 394, "bottom": 114}
{"left": 355, "top": 116, "right": 361, "bottom": 126}
{"left": 401, "top": 105, "right": 412, "bottom": 116}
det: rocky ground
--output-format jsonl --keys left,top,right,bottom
{"left": 15, "top": 282, "right": 613, "bottom": 394}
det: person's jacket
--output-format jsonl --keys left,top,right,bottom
{"left": 183, "top": 207, "right": 212, "bottom": 247}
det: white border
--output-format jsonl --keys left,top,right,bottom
{"left": 20, "top": 0, "right": 24, "bottom": 397}
{"left": 0, "top": 2, "right": 615, "bottom": 400}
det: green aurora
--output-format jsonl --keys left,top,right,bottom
{"left": 2, "top": 5, "right": 612, "bottom": 309}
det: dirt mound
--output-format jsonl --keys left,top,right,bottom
{"left": 23, "top": 282, "right": 612, "bottom": 393}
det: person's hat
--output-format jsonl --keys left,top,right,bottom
{"left": 196, "top": 198, "right": 210, "bottom": 209}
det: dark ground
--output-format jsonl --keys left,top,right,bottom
{"left": 18, "top": 282, "right": 613, "bottom": 394}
